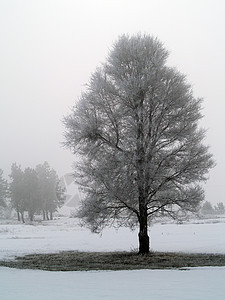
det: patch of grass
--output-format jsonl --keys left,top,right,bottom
{"left": 1, "top": 251, "right": 225, "bottom": 271}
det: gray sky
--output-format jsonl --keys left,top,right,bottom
{"left": 0, "top": 0, "right": 225, "bottom": 204}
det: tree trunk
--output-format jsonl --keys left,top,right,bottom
{"left": 46, "top": 210, "right": 49, "bottom": 220}
{"left": 50, "top": 211, "right": 53, "bottom": 220}
{"left": 21, "top": 212, "right": 25, "bottom": 223}
{"left": 138, "top": 205, "right": 150, "bottom": 254}
{"left": 29, "top": 212, "right": 33, "bottom": 222}
{"left": 135, "top": 91, "right": 149, "bottom": 254}
{"left": 17, "top": 210, "right": 21, "bottom": 221}
{"left": 138, "top": 228, "right": 149, "bottom": 254}
{"left": 42, "top": 210, "right": 46, "bottom": 221}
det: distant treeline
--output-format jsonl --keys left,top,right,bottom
{"left": 201, "top": 201, "right": 225, "bottom": 215}
{"left": 0, "top": 162, "right": 65, "bottom": 222}
{"left": 1, "top": 164, "right": 224, "bottom": 221}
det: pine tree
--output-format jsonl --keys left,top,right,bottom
{"left": 0, "top": 169, "right": 8, "bottom": 207}
{"left": 23, "top": 167, "right": 40, "bottom": 221}
{"left": 9, "top": 163, "right": 26, "bottom": 222}
{"left": 36, "top": 162, "right": 65, "bottom": 220}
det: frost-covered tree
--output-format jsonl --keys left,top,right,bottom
{"left": 36, "top": 162, "right": 51, "bottom": 220}
{"left": 23, "top": 167, "right": 40, "bottom": 221}
{"left": 9, "top": 162, "right": 64, "bottom": 222}
{"left": 46, "top": 168, "right": 65, "bottom": 220}
{"left": 9, "top": 163, "right": 26, "bottom": 222}
{"left": 36, "top": 162, "right": 65, "bottom": 220}
{"left": 64, "top": 34, "right": 215, "bottom": 254}
{"left": 0, "top": 169, "right": 8, "bottom": 207}
{"left": 214, "top": 202, "right": 225, "bottom": 215}
{"left": 201, "top": 201, "right": 214, "bottom": 215}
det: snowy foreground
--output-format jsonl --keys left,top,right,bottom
{"left": 0, "top": 217, "right": 225, "bottom": 299}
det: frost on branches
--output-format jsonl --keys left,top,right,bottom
{"left": 64, "top": 34, "right": 215, "bottom": 254}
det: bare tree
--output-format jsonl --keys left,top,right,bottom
{"left": 64, "top": 34, "right": 215, "bottom": 254}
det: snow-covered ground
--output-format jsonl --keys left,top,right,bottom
{"left": 0, "top": 217, "right": 225, "bottom": 299}
{"left": 1, "top": 217, "right": 225, "bottom": 259}
{"left": 1, "top": 266, "right": 225, "bottom": 300}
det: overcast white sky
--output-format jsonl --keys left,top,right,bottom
{"left": 0, "top": 0, "right": 225, "bottom": 204}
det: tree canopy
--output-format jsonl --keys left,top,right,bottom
{"left": 64, "top": 34, "right": 215, "bottom": 253}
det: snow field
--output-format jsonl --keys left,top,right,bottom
{"left": 1, "top": 267, "right": 225, "bottom": 300}
{"left": 0, "top": 217, "right": 225, "bottom": 299}
{"left": 0, "top": 217, "right": 225, "bottom": 260}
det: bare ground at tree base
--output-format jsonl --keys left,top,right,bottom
{"left": 1, "top": 251, "right": 225, "bottom": 271}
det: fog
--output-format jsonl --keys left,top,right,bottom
{"left": 0, "top": 0, "right": 225, "bottom": 204}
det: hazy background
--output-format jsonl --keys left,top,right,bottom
{"left": 0, "top": 0, "right": 224, "bottom": 204}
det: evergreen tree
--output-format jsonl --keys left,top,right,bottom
{"left": 36, "top": 162, "right": 65, "bottom": 220}
{"left": 23, "top": 167, "right": 40, "bottom": 221}
{"left": 214, "top": 202, "right": 225, "bottom": 215}
{"left": 9, "top": 163, "right": 26, "bottom": 222}
{"left": 0, "top": 169, "right": 8, "bottom": 207}
{"left": 9, "top": 162, "right": 64, "bottom": 222}
{"left": 201, "top": 201, "right": 214, "bottom": 215}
